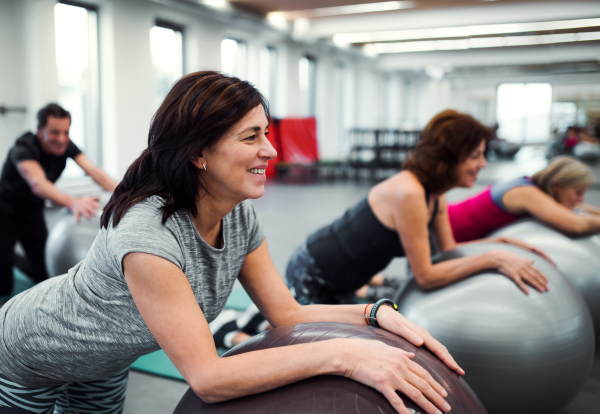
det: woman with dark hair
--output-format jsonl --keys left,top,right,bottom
{"left": 0, "top": 72, "right": 460, "bottom": 414}
{"left": 286, "top": 109, "right": 551, "bottom": 307}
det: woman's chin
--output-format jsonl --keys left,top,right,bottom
{"left": 247, "top": 187, "right": 266, "bottom": 200}
{"left": 461, "top": 179, "right": 476, "bottom": 188}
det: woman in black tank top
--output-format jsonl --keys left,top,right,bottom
{"left": 220, "top": 110, "right": 553, "bottom": 352}
{"left": 286, "top": 110, "right": 552, "bottom": 306}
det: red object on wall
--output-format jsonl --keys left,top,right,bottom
{"left": 278, "top": 117, "right": 319, "bottom": 165}
{"left": 265, "top": 119, "right": 281, "bottom": 177}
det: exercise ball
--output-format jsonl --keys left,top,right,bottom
{"left": 573, "top": 142, "right": 600, "bottom": 162}
{"left": 173, "top": 322, "right": 488, "bottom": 414}
{"left": 491, "top": 217, "right": 600, "bottom": 333}
{"left": 396, "top": 243, "right": 594, "bottom": 414}
{"left": 45, "top": 208, "right": 101, "bottom": 277}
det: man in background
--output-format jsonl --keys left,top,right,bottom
{"left": 0, "top": 103, "right": 118, "bottom": 301}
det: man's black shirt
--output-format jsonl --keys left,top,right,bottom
{"left": 0, "top": 132, "right": 81, "bottom": 218}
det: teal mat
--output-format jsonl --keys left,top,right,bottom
{"left": 224, "top": 287, "right": 253, "bottom": 310}
{"left": 131, "top": 287, "right": 252, "bottom": 380}
{"left": 3, "top": 268, "right": 36, "bottom": 303}
{"left": 131, "top": 349, "right": 185, "bottom": 380}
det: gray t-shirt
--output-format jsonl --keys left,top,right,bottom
{"left": 0, "top": 196, "right": 266, "bottom": 387}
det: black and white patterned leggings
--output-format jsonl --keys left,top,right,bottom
{"left": 0, "top": 369, "right": 129, "bottom": 414}
{"left": 286, "top": 243, "right": 358, "bottom": 305}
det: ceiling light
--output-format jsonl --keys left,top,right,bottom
{"left": 311, "top": 1, "right": 414, "bottom": 17}
{"left": 266, "top": 12, "right": 289, "bottom": 30}
{"left": 267, "top": 1, "right": 414, "bottom": 20}
{"left": 364, "top": 31, "right": 600, "bottom": 54}
{"left": 334, "top": 17, "right": 600, "bottom": 44}
{"left": 201, "top": 0, "right": 230, "bottom": 11}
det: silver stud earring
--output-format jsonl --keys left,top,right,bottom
{"left": 202, "top": 163, "right": 206, "bottom": 171}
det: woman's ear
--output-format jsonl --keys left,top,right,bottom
{"left": 191, "top": 156, "right": 206, "bottom": 170}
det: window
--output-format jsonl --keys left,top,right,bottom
{"left": 496, "top": 83, "right": 552, "bottom": 144}
{"left": 299, "top": 55, "right": 317, "bottom": 117}
{"left": 259, "top": 46, "right": 278, "bottom": 112}
{"left": 150, "top": 21, "right": 184, "bottom": 109}
{"left": 552, "top": 102, "right": 577, "bottom": 135}
{"left": 221, "top": 38, "right": 247, "bottom": 79}
{"left": 54, "top": 1, "right": 100, "bottom": 177}
{"left": 469, "top": 99, "right": 489, "bottom": 124}
{"left": 336, "top": 62, "right": 350, "bottom": 154}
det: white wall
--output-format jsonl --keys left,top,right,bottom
{"left": 0, "top": 0, "right": 34, "bottom": 159}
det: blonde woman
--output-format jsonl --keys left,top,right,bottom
{"left": 449, "top": 156, "right": 600, "bottom": 242}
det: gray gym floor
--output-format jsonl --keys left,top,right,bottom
{"left": 54, "top": 147, "right": 600, "bottom": 413}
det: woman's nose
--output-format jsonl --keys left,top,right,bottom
{"left": 480, "top": 156, "right": 487, "bottom": 169}
{"left": 260, "top": 137, "right": 277, "bottom": 160}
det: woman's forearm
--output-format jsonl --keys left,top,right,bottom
{"left": 575, "top": 214, "right": 600, "bottom": 233}
{"left": 577, "top": 204, "right": 600, "bottom": 215}
{"left": 279, "top": 303, "right": 374, "bottom": 327}
{"left": 415, "top": 253, "right": 497, "bottom": 290}
{"left": 193, "top": 339, "right": 346, "bottom": 403}
{"left": 548, "top": 213, "right": 600, "bottom": 233}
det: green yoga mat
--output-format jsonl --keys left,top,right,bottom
{"left": 130, "top": 287, "right": 253, "bottom": 380}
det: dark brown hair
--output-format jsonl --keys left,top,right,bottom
{"left": 101, "top": 71, "right": 269, "bottom": 228}
{"left": 37, "top": 103, "right": 71, "bottom": 128}
{"left": 403, "top": 109, "right": 493, "bottom": 194}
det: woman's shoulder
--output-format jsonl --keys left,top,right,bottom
{"left": 374, "top": 171, "right": 425, "bottom": 202}
{"left": 122, "top": 196, "right": 164, "bottom": 217}
{"left": 112, "top": 196, "right": 175, "bottom": 230}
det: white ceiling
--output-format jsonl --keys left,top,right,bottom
{"left": 304, "top": 2, "right": 600, "bottom": 39}
{"left": 171, "top": 0, "right": 600, "bottom": 72}
{"left": 229, "top": 0, "right": 600, "bottom": 72}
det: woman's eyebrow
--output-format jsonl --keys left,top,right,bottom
{"left": 239, "top": 125, "right": 264, "bottom": 134}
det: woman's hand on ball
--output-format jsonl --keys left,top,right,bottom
{"left": 494, "top": 236, "right": 555, "bottom": 265}
{"left": 491, "top": 250, "right": 549, "bottom": 294}
{"left": 341, "top": 338, "right": 451, "bottom": 414}
{"left": 376, "top": 305, "right": 465, "bottom": 376}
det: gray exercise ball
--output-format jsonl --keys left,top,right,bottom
{"left": 490, "top": 217, "right": 600, "bottom": 333}
{"left": 45, "top": 209, "right": 101, "bottom": 277}
{"left": 396, "top": 242, "right": 594, "bottom": 414}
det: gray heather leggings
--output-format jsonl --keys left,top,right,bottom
{"left": 0, "top": 369, "right": 129, "bottom": 414}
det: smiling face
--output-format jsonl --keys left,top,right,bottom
{"left": 454, "top": 139, "right": 487, "bottom": 188}
{"left": 198, "top": 104, "right": 276, "bottom": 205}
{"left": 553, "top": 185, "right": 587, "bottom": 210}
{"left": 37, "top": 116, "right": 71, "bottom": 156}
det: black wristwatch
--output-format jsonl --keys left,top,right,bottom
{"left": 367, "top": 298, "right": 399, "bottom": 328}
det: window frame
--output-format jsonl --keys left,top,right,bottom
{"left": 221, "top": 37, "right": 248, "bottom": 80}
{"left": 155, "top": 19, "right": 186, "bottom": 73}
{"left": 55, "top": 0, "right": 102, "bottom": 176}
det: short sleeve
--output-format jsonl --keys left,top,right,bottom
{"left": 65, "top": 140, "right": 82, "bottom": 159}
{"left": 9, "top": 136, "right": 41, "bottom": 165}
{"left": 243, "top": 201, "right": 267, "bottom": 254}
{"left": 107, "top": 198, "right": 185, "bottom": 274}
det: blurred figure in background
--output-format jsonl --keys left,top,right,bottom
{"left": 0, "top": 103, "right": 117, "bottom": 301}
{"left": 485, "top": 123, "right": 520, "bottom": 159}
{"left": 563, "top": 126, "right": 582, "bottom": 154}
